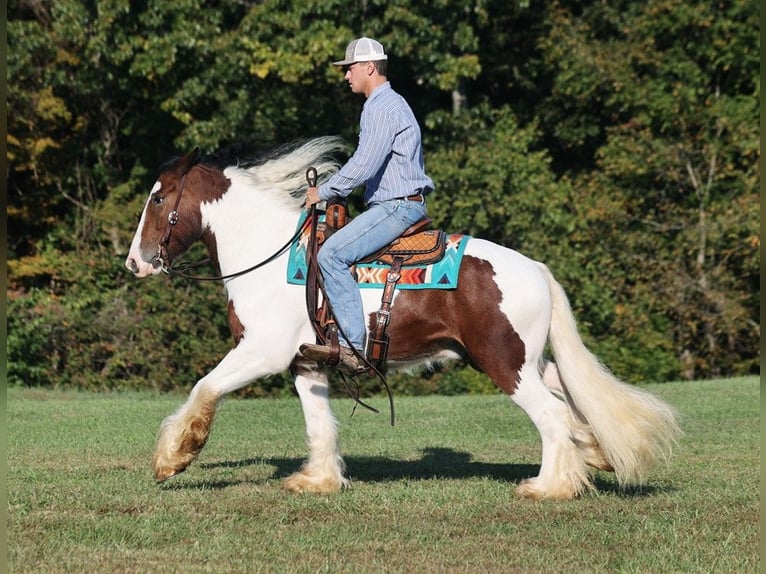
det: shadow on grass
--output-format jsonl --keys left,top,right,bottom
{"left": 591, "top": 476, "right": 671, "bottom": 497}
{"left": 166, "top": 446, "right": 670, "bottom": 498}
{"left": 185, "top": 446, "right": 538, "bottom": 488}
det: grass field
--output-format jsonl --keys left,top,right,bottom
{"left": 7, "top": 376, "right": 760, "bottom": 573}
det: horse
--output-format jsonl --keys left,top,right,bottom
{"left": 125, "top": 136, "right": 681, "bottom": 500}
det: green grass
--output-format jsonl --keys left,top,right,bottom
{"left": 7, "top": 377, "right": 760, "bottom": 573}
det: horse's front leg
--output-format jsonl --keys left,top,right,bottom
{"left": 152, "top": 383, "right": 220, "bottom": 482}
{"left": 283, "top": 363, "right": 349, "bottom": 494}
{"left": 152, "top": 343, "right": 284, "bottom": 483}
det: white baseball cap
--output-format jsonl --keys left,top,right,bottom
{"left": 332, "top": 37, "right": 388, "bottom": 66}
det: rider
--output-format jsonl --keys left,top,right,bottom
{"left": 301, "top": 37, "right": 434, "bottom": 375}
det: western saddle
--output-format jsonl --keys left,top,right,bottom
{"left": 304, "top": 197, "right": 447, "bottom": 375}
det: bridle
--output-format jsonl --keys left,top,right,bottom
{"left": 156, "top": 170, "right": 190, "bottom": 274}
{"left": 153, "top": 162, "right": 304, "bottom": 282}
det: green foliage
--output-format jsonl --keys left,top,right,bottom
{"left": 425, "top": 105, "right": 572, "bottom": 254}
{"left": 7, "top": 255, "right": 231, "bottom": 391}
{"left": 6, "top": 0, "right": 759, "bottom": 394}
{"left": 538, "top": 0, "right": 760, "bottom": 378}
{"left": 357, "top": 364, "right": 498, "bottom": 398}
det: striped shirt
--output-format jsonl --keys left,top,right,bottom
{"left": 318, "top": 82, "right": 434, "bottom": 204}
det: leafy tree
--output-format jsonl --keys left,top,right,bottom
{"left": 537, "top": 0, "right": 759, "bottom": 378}
{"left": 6, "top": 0, "right": 759, "bottom": 394}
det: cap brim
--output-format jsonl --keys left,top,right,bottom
{"left": 332, "top": 55, "right": 388, "bottom": 66}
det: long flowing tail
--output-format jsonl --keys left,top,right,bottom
{"left": 538, "top": 263, "right": 682, "bottom": 486}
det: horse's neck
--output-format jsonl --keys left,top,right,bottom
{"left": 199, "top": 182, "right": 299, "bottom": 277}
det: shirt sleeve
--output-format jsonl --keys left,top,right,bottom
{"left": 318, "top": 101, "right": 396, "bottom": 201}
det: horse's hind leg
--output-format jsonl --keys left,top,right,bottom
{"left": 457, "top": 308, "right": 593, "bottom": 498}
{"left": 542, "top": 361, "right": 613, "bottom": 473}
{"left": 283, "top": 364, "right": 349, "bottom": 494}
{"left": 507, "top": 363, "right": 594, "bottom": 499}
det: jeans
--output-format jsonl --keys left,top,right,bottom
{"left": 317, "top": 198, "right": 428, "bottom": 352}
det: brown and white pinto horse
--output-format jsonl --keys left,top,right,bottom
{"left": 126, "top": 136, "right": 680, "bottom": 500}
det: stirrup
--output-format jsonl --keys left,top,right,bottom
{"left": 337, "top": 347, "right": 367, "bottom": 376}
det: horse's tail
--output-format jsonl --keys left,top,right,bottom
{"left": 538, "top": 263, "right": 681, "bottom": 486}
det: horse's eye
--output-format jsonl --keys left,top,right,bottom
{"left": 152, "top": 195, "right": 165, "bottom": 206}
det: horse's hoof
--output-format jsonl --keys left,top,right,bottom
{"left": 154, "top": 465, "right": 185, "bottom": 483}
{"left": 282, "top": 474, "right": 307, "bottom": 494}
{"left": 515, "top": 479, "right": 546, "bottom": 500}
{"left": 515, "top": 477, "right": 584, "bottom": 500}
{"left": 283, "top": 471, "right": 349, "bottom": 494}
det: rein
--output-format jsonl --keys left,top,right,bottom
{"left": 161, "top": 225, "right": 304, "bottom": 282}
{"left": 154, "top": 160, "right": 396, "bottom": 423}
{"left": 154, "top": 162, "right": 303, "bottom": 282}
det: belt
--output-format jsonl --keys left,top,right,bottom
{"left": 369, "top": 194, "right": 426, "bottom": 208}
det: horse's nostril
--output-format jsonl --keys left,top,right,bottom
{"left": 127, "top": 258, "right": 139, "bottom": 273}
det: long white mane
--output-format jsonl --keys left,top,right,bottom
{"left": 221, "top": 136, "right": 347, "bottom": 209}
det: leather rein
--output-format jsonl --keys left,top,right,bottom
{"left": 155, "top": 162, "right": 395, "bottom": 423}
{"left": 154, "top": 163, "right": 303, "bottom": 282}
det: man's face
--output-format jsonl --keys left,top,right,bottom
{"left": 343, "top": 62, "right": 369, "bottom": 94}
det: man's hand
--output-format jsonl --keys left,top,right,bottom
{"left": 304, "top": 186, "right": 321, "bottom": 209}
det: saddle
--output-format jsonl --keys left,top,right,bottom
{"left": 306, "top": 198, "right": 447, "bottom": 374}
{"left": 318, "top": 200, "right": 446, "bottom": 266}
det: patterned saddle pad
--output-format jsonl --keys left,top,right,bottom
{"left": 286, "top": 212, "right": 471, "bottom": 290}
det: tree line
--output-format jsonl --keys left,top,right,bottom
{"left": 7, "top": 0, "right": 760, "bottom": 394}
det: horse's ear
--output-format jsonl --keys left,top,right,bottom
{"left": 178, "top": 147, "right": 202, "bottom": 175}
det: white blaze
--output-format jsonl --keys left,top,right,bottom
{"left": 125, "top": 181, "right": 163, "bottom": 277}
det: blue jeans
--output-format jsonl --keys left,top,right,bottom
{"left": 317, "top": 198, "right": 428, "bottom": 352}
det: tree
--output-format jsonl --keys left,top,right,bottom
{"left": 6, "top": 0, "right": 759, "bottom": 392}
{"left": 538, "top": 0, "right": 760, "bottom": 378}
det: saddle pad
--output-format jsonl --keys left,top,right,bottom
{"left": 286, "top": 212, "right": 471, "bottom": 290}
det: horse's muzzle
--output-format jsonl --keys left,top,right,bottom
{"left": 125, "top": 254, "right": 162, "bottom": 277}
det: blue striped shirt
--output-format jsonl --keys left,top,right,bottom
{"left": 318, "top": 82, "right": 434, "bottom": 204}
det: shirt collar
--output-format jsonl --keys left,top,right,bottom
{"left": 366, "top": 81, "right": 391, "bottom": 104}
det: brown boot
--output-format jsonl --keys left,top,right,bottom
{"left": 299, "top": 343, "right": 333, "bottom": 362}
{"left": 299, "top": 343, "right": 366, "bottom": 376}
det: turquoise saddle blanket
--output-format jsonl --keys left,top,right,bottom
{"left": 286, "top": 212, "right": 471, "bottom": 290}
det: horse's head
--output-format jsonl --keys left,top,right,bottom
{"left": 125, "top": 148, "right": 226, "bottom": 277}
{"left": 126, "top": 136, "right": 345, "bottom": 278}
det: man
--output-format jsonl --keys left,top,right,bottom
{"left": 301, "top": 37, "right": 434, "bottom": 375}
